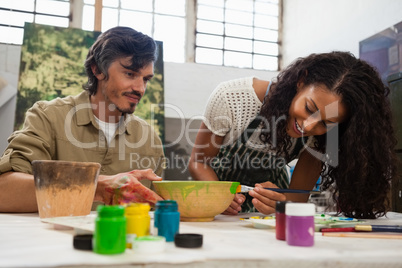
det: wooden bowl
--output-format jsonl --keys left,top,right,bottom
{"left": 152, "top": 181, "right": 240, "bottom": 222}
{"left": 32, "top": 160, "right": 101, "bottom": 218}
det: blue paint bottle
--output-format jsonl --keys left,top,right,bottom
{"left": 154, "top": 200, "right": 180, "bottom": 242}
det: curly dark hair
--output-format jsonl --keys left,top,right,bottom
{"left": 260, "top": 51, "right": 398, "bottom": 219}
{"left": 83, "top": 26, "right": 157, "bottom": 95}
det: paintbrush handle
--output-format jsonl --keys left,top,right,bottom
{"left": 237, "top": 185, "right": 320, "bottom": 194}
{"left": 322, "top": 232, "right": 402, "bottom": 239}
{"left": 263, "top": 188, "right": 321, "bottom": 194}
{"left": 355, "top": 225, "right": 402, "bottom": 233}
{"left": 321, "top": 227, "right": 356, "bottom": 232}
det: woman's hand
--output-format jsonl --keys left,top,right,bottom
{"left": 248, "top": 181, "right": 286, "bottom": 215}
{"left": 94, "top": 169, "right": 163, "bottom": 206}
{"left": 222, "top": 193, "right": 246, "bottom": 215}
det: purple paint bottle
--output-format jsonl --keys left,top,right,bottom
{"left": 285, "top": 203, "right": 315, "bottom": 247}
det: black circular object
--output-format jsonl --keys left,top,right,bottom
{"left": 174, "top": 233, "right": 203, "bottom": 248}
{"left": 73, "top": 234, "right": 93, "bottom": 250}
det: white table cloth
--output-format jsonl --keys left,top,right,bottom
{"left": 1, "top": 212, "right": 402, "bottom": 268}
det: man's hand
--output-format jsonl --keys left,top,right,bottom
{"left": 95, "top": 169, "right": 163, "bottom": 206}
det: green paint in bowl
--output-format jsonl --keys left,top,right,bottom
{"left": 153, "top": 181, "right": 240, "bottom": 222}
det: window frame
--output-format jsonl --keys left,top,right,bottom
{"left": 194, "top": 0, "right": 281, "bottom": 71}
{"left": 0, "top": 0, "right": 282, "bottom": 71}
{"left": 0, "top": 0, "right": 71, "bottom": 44}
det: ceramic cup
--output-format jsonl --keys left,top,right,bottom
{"left": 32, "top": 160, "right": 101, "bottom": 218}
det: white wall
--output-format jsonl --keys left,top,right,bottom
{"left": 164, "top": 62, "right": 275, "bottom": 119}
{"left": 282, "top": 0, "right": 402, "bottom": 67}
{"left": 0, "top": 45, "right": 20, "bottom": 153}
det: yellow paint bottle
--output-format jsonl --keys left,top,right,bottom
{"left": 125, "top": 203, "right": 151, "bottom": 248}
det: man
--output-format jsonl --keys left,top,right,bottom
{"left": 0, "top": 26, "right": 165, "bottom": 212}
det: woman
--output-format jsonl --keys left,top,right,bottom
{"left": 189, "top": 51, "right": 398, "bottom": 219}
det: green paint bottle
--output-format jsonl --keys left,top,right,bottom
{"left": 93, "top": 205, "right": 126, "bottom": 254}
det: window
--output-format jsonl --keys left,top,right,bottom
{"left": 0, "top": 0, "right": 70, "bottom": 44}
{"left": 196, "top": 0, "right": 279, "bottom": 70}
{"left": 82, "top": 0, "right": 186, "bottom": 63}
{"left": 1, "top": 0, "right": 280, "bottom": 70}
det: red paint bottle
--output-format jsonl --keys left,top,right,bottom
{"left": 275, "top": 201, "right": 287, "bottom": 241}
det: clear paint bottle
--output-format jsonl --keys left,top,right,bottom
{"left": 285, "top": 203, "right": 315, "bottom": 247}
{"left": 154, "top": 200, "right": 180, "bottom": 242}
{"left": 125, "top": 202, "right": 151, "bottom": 248}
{"left": 93, "top": 205, "right": 126, "bottom": 254}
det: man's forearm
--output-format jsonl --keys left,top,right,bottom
{"left": 0, "top": 172, "right": 38, "bottom": 212}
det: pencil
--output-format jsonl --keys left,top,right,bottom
{"left": 354, "top": 225, "right": 402, "bottom": 233}
{"left": 322, "top": 232, "right": 402, "bottom": 239}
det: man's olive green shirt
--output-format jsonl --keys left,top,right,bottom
{"left": 0, "top": 91, "right": 165, "bottom": 181}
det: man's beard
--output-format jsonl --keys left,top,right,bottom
{"left": 115, "top": 102, "right": 137, "bottom": 114}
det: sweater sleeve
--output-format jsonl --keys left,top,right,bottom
{"left": 202, "top": 82, "right": 233, "bottom": 137}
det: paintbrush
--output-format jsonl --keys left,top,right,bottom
{"left": 321, "top": 227, "right": 356, "bottom": 233}
{"left": 236, "top": 185, "right": 321, "bottom": 194}
{"left": 322, "top": 232, "right": 402, "bottom": 239}
{"left": 354, "top": 225, "right": 402, "bottom": 233}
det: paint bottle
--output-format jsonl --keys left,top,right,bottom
{"left": 154, "top": 200, "right": 180, "bottom": 242}
{"left": 93, "top": 205, "right": 126, "bottom": 254}
{"left": 275, "top": 201, "right": 287, "bottom": 241}
{"left": 285, "top": 203, "right": 315, "bottom": 247}
{"left": 125, "top": 202, "right": 151, "bottom": 248}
